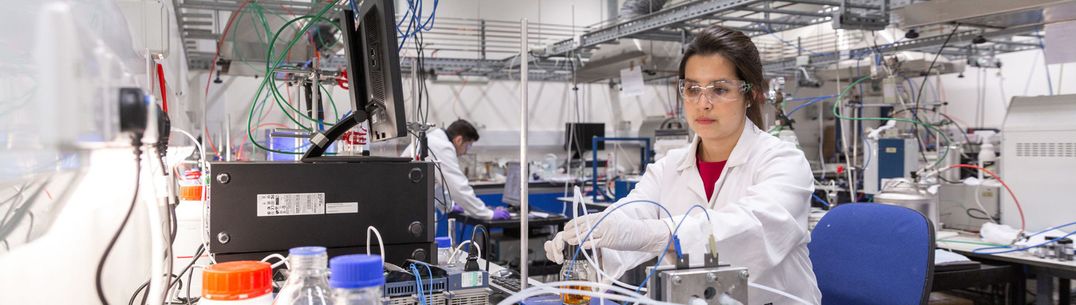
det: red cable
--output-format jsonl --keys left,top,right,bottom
{"left": 947, "top": 164, "right": 1026, "bottom": 233}
{"left": 156, "top": 63, "right": 168, "bottom": 113}
{"left": 337, "top": 70, "right": 349, "bottom": 89}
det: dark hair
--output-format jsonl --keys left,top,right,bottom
{"left": 677, "top": 25, "right": 767, "bottom": 128}
{"left": 445, "top": 119, "right": 480, "bottom": 142}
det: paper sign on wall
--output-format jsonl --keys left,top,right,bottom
{"left": 620, "top": 67, "right": 645, "bottom": 98}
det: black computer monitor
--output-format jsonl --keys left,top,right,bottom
{"left": 341, "top": 0, "right": 405, "bottom": 141}
{"left": 302, "top": 1, "right": 407, "bottom": 161}
{"left": 502, "top": 162, "right": 521, "bottom": 208}
{"left": 564, "top": 123, "right": 605, "bottom": 155}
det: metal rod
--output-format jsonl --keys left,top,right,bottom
{"left": 519, "top": 18, "right": 530, "bottom": 290}
{"left": 706, "top": 15, "right": 811, "bottom": 26}
{"left": 740, "top": 7, "right": 829, "bottom": 18}
{"left": 223, "top": 116, "right": 232, "bottom": 161}
{"left": 779, "top": 0, "right": 880, "bottom": 9}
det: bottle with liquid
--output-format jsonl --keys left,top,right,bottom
{"left": 274, "top": 247, "right": 334, "bottom": 305}
{"left": 330, "top": 254, "right": 385, "bottom": 305}
{"left": 559, "top": 246, "right": 594, "bottom": 305}
{"left": 201, "top": 261, "right": 274, "bottom": 305}
{"left": 435, "top": 237, "right": 453, "bottom": 266}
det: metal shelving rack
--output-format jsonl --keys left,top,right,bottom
{"left": 174, "top": 0, "right": 1052, "bottom": 81}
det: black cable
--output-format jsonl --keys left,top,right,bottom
{"left": 128, "top": 274, "right": 180, "bottom": 305}
{"left": 890, "top": 106, "right": 974, "bottom": 146}
{"left": 184, "top": 263, "right": 198, "bottom": 305}
{"left": 469, "top": 224, "right": 490, "bottom": 271}
{"left": 168, "top": 245, "right": 206, "bottom": 291}
{"left": 157, "top": 155, "right": 176, "bottom": 305}
{"left": 132, "top": 246, "right": 204, "bottom": 305}
{"left": 96, "top": 139, "right": 143, "bottom": 305}
{"left": 0, "top": 185, "right": 29, "bottom": 236}
{"left": 911, "top": 25, "right": 961, "bottom": 162}
{"left": 128, "top": 280, "right": 149, "bottom": 305}
{"left": 425, "top": 147, "right": 455, "bottom": 213}
{"left": 415, "top": 30, "right": 431, "bottom": 124}
{"left": 966, "top": 208, "right": 996, "bottom": 221}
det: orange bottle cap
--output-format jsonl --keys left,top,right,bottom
{"left": 202, "top": 261, "right": 273, "bottom": 300}
{"left": 179, "top": 185, "right": 204, "bottom": 201}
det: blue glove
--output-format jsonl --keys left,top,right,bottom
{"left": 491, "top": 207, "right": 511, "bottom": 220}
{"left": 451, "top": 203, "right": 464, "bottom": 214}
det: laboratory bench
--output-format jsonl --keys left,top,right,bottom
{"left": 937, "top": 230, "right": 1076, "bottom": 305}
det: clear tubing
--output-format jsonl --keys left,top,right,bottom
{"left": 496, "top": 284, "right": 674, "bottom": 305}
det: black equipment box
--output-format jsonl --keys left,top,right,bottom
{"left": 208, "top": 161, "right": 435, "bottom": 265}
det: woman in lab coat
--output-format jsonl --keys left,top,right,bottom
{"left": 544, "top": 26, "right": 822, "bottom": 304}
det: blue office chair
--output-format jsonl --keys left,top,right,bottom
{"left": 808, "top": 203, "right": 935, "bottom": 305}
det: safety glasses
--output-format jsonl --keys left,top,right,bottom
{"left": 678, "top": 79, "right": 752, "bottom": 104}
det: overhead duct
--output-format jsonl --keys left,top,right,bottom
{"left": 574, "top": 0, "right": 677, "bottom": 83}
{"left": 576, "top": 39, "right": 682, "bottom": 83}
{"left": 619, "top": 0, "right": 669, "bottom": 20}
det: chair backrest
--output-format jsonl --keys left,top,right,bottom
{"left": 808, "top": 203, "right": 935, "bottom": 305}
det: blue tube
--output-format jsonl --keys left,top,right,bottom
{"left": 973, "top": 231, "right": 1076, "bottom": 255}
{"left": 787, "top": 96, "right": 830, "bottom": 116}
{"left": 637, "top": 205, "right": 713, "bottom": 293}
{"left": 972, "top": 220, "right": 1076, "bottom": 254}
{"left": 785, "top": 95, "right": 836, "bottom": 103}
{"left": 410, "top": 264, "right": 427, "bottom": 305}
{"left": 812, "top": 194, "right": 831, "bottom": 207}
{"left": 566, "top": 200, "right": 675, "bottom": 284}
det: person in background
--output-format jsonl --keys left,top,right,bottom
{"left": 404, "top": 119, "right": 510, "bottom": 220}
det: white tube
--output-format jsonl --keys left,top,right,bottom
{"left": 367, "top": 226, "right": 385, "bottom": 263}
{"left": 749, "top": 282, "right": 813, "bottom": 305}
{"left": 570, "top": 187, "right": 646, "bottom": 291}
{"left": 497, "top": 282, "right": 677, "bottom": 305}
{"left": 170, "top": 128, "right": 206, "bottom": 165}
{"left": 144, "top": 152, "right": 166, "bottom": 305}
{"left": 261, "top": 253, "right": 288, "bottom": 269}
{"left": 519, "top": 18, "right": 530, "bottom": 289}
{"left": 450, "top": 241, "right": 482, "bottom": 264}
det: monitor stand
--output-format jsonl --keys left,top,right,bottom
{"left": 301, "top": 112, "right": 410, "bottom": 163}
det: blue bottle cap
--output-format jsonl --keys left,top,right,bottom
{"left": 289, "top": 246, "right": 327, "bottom": 256}
{"left": 436, "top": 237, "right": 452, "bottom": 248}
{"left": 330, "top": 254, "right": 385, "bottom": 289}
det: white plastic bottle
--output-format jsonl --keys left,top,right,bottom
{"left": 330, "top": 254, "right": 385, "bottom": 305}
{"left": 201, "top": 261, "right": 274, "bottom": 305}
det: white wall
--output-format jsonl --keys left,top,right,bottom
{"left": 920, "top": 49, "right": 1075, "bottom": 129}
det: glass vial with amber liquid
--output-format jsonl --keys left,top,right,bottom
{"left": 559, "top": 245, "right": 594, "bottom": 305}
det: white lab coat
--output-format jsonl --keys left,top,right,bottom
{"left": 601, "top": 120, "right": 822, "bottom": 305}
{"left": 402, "top": 128, "right": 495, "bottom": 219}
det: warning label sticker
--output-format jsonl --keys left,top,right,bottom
{"left": 256, "top": 193, "right": 325, "bottom": 217}
{"left": 461, "top": 271, "right": 484, "bottom": 288}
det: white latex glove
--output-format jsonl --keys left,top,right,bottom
{"left": 543, "top": 213, "right": 603, "bottom": 264}
{"left": 544, "top": 232, "right": 567, "bottom": 264}
{"left": 561, "top": 211, "right": 672, "bottom": 253}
